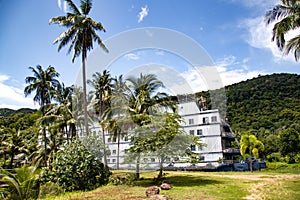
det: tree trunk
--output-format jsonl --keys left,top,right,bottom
{"left": 9, "top": 151, "right": 14, "bottom": 169}
{"left": 158, "top": 155, "right": 164, "bottom": 180}
{"left": 117, "top": 133, "right": 120, "bottom": 170}
{"left": 249, "top": 151, "right": 253, "bottom": 172}
{"left": 135, "top": 153, "right": 140, "bottom": 180}
{"left": 82, "top": 53, "right": 89, "bottom": 136}
{"left": 102, "top": 126, "right": 108, "bottom": 166}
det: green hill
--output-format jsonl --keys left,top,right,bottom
{"left": 225, "top": 73, "right": 300, "bottom": 133}
{"left": 0, "top": 108, "right": 37, "bottom": 117}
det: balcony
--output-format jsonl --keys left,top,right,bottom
{"left": 223, "top": 148, "right": 240, "bottom": 154}
{"left": 221, "top": 132, "right": 235, "bottom": 138}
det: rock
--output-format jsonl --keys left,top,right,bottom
{"left": 146, "top": 186, "right": 160, "bottom": 197}
{"left": 150, "top": 194, "right": 169, "bottom": 200}
{"left": 160, "top": 183, "right": 172, "bottom": 190}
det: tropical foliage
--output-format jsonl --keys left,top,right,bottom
{"left": 40, "top": 140, "right": 111, "bottom": 191}
{"left": 0, "top": 166, "right": 40, "bottom": 200}
{"left": 265, "top": 0, "right": 300, "bottom": 61}
{"left": 50, "top": 0, "right": 108, "bottom": 135}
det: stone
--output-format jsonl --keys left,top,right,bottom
{"left": 150, "top": 194, "right": 169, "bottom": 200}
{"left": 146, "top": 186, "right": 160, "bottom": 197}
{"left": 160, "top": 183, "right": 172, "bottom": 190}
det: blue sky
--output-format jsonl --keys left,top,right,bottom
{"left": 0, "top": 0, "right": 299, "bottom": 109}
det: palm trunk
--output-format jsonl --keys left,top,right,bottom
{"left": 82, "top": 53, "right": 89, "bottom": 136}
{"left": 135, "top": 153, "right": 140, "bottom": 180}
{"left": 102, "top": 126, "right": 108, "bottom": 166}
{"left": 249, "top": 151, "right": 253, "bottom": 172}
{"left": 117, "top": 133, "right": 120, "bottom": 170}
{"left": 9, "top": 150, "right": 14, "bottom": 169}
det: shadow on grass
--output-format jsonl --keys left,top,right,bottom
{"left": 133, "top": 174, "right": 223, "bottom": 188}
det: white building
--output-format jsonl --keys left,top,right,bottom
{"left": 178, "top": 101, "right": 240, "bottom": 167}
{"left": 86, "top": 100, "right": 240, "bottom": 169}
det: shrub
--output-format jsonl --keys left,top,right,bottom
{"left": 38, "top": 182, "right": 64, "bottom": 198}
{"left": 41, "top": 140, "right": 111, "bottom": 191}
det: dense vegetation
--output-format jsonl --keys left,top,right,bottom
{"left": 196, "top": 73, "right": 300, "bottom": 163}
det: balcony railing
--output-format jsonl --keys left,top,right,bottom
{"left": 223, "top": 148, "right": 240, "bottom": 154}
{"left": 221, "top": 132, "right": 235, "bottom": 138}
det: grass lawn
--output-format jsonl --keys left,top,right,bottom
{"left": 41, "top": 169, "right": 300, "bottom": 200}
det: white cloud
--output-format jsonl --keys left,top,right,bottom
{"left": 138, "top": 5, "right": 149, "bottom": 23}
{"left": 0, "top": 74, "right": 37, "bottom": 109}
{"left": 57, "top": 0, "right": 68, "bottom": 13}
{"left": 178, "top": 56, "right": 266, "bottom": 92}
{"left": 215, "top": 55, "right": 266, "bottom": 86}
{"left": 124, "top": 53, "right": 139, "bottom": 60}
{"left": 242, "top": 16, "right": 297, "bottom": 63}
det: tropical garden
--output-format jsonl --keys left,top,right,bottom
{"left": 0, "top": 0, "right": 300, "bottom": 199}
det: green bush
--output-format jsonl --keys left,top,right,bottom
{"left": 41, "top": 140, "right": 111, "bottom": 191}
{"left": 38, "top": 182, "right": 64, "bottom": 198}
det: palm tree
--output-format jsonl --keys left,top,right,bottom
{"left": 104, "top": 75, "right": 131, "bottom": 169}
{"left": 240, "top": 134, "right": 264, "bottom": 172}
{"left": 126, "top": 73, "right": 176, "bottom": 179}
{"left": 24, "top": 65, "right": 60, "bottom": 166}
{"left": 88, "top": 70, "right": 113, "bottom": 166}
{"left": 0, "top": 166, "right": 40, "bottom": 200}
{"left": 265, "top": 0, "right": 300, "bottom": 61}
{"left": 50, "top": 0, "right": 108, "bottom": 136}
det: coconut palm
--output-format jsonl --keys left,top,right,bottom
{"left": 24, "top": 65, "right": 59, "bottom": 167}
{"left": 88, "top": 70, "right": 113, "bottom": 166}
{"left": 265, "top": 0, "right": 300, "bottom": 61}
{"left": 103, "top": 75, "right": 131, "bottom": 169}
{"left": 126, "top": 73, "right": 176, "bottom": 179}
{"left": 240, "top": 134, "right": 264, "bottom": 172}
{"left": 50, "top": 0, "right": 108, "bottom": 136}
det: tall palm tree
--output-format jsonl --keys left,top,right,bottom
{"left": 24, "top": 65, "right": 59, "bottom": 167}
{"left": 265, "top": 0, "right": 300, "bottom": 61}
{"left": 50, "top": 0, "right": 108, "bottom": 136}
{"left": 87, "top": 70, "right": 113, "bottom": 166}
{"left": 104, "top": 75, "right": 131, "bottom": 169}
{"left": 126, "top": 73, "right": 176, "bottom": 179}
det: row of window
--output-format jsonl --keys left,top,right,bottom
{"left": 188, "top": 116, "right": 217, "bottom": 125}
{"left": 191, "top": 145, "right": 203, "bottom": 151}
{"left": 107, "top": 157, "right": 165, "bottom": 163}
{"left": 107, "top": 136, "right": 129, "bottom": 143}
{"left": 189, "top": 129, "right": 203, "bottom": 136}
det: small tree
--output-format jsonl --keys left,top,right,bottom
{"left": 278, "top": 128, "right": 300, "bottom": 163}
{"left": 240, "top": 134, "right": 264, "bottom": 172}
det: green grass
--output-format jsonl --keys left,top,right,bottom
{"left": 40, "top": 170, "right": 300, "bottom": 200}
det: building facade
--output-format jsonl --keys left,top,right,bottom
{"left": 86, "top": 100, "right": 240, "bottom": 169}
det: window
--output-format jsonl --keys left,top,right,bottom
{"left": 197, "top": 129, "right": 203, "bottom": 135}
{"left": 199, "top": 156, "right": 205, "bottom": 161}
{"left": 189, "top": 118, "right": 194, "bottom": 125}
{"left": 107, "top": 138, "right": 111, "bottom": 143}
{"left": 151, "top": 158, "right": 155, "bottom": 162}
{"left": 203, "top": 117, "right": 209, "bottom": 124}
{"left": 189, "top": 130, "right": 195, "bottom": 135}
{"left": 112, "top": 150, "right": 116, "bottom": 154}
{"left": 124, "top": 149, "right": 128, "bottom": 154}
{"left": 112, "top": 159, "right": 116, "bottom": 163}
{"left": 124, "top": 136, "right": 128, "bottom": 141}
{"left": 198, "top": 146, "right": 203, "bottom": 151}
{"left": 107, "top": 159, "right": 110, "bottom": 163}
{"left": 211, "top": 116, "right": 217, "bottom": 122}
{"left": 112, "top": 137, "right": 117, "bottom": 142}
{"left": 191, "top": 145, "right": 196, "bottom": 151}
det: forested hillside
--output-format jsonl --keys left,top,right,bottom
{"left": 226, "top": 73, "right": 300, "bottom": 133}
